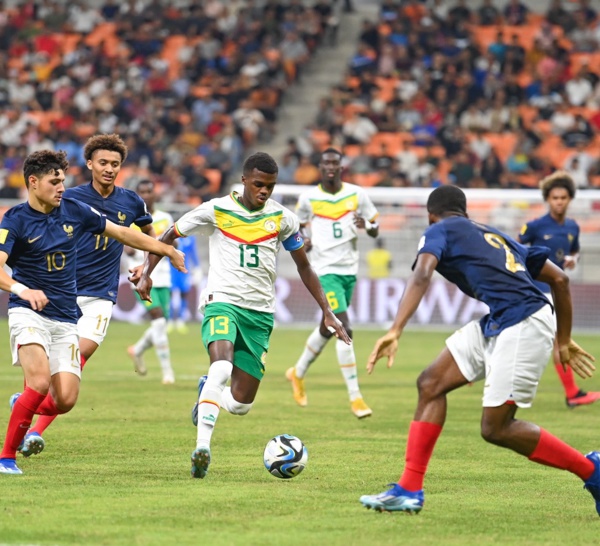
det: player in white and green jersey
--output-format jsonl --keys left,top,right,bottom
{"left": 126, "top": 180, "right": 176, "bottom": 384}
{"left": 286, "top": 148, "right": 379, "bottom": 419}
{"left": 133, "top": 152, "right": 350, "bottom": 479}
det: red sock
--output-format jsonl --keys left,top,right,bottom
{"left": 80, "top": 355, "right": 87, "bottom": 371}
{"left": 0, "top": 387, "right": 46, "bottom": 459}
{"left": 399, "top": 421, "right": 443, "bottom": 492}
{"left": 36, "top": 393, "right": 67, "bottom": 416}
{"left": 529, "top": 428, "right": 594, "bottom": 481}
{"left": 29, "top": 415, "right": 58, "bottom": 436}
{"left": 555, "top": 364, "right": 579, "bottom": 398}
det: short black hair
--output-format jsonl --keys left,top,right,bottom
{"left": 23, "top": 150, "right": 69, "bottom": 188}
{"left": 427, "top": 185, "right": 467, "bottom": 217}
{"left": 243, "top": 152, "right": 278, "bottom": 176}
{"left": 539, "top": 171, "right": 576, "bottom": 200}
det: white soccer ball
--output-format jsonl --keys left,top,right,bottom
{"left": 263, "top": 434, "right": 308, "bottom": 479}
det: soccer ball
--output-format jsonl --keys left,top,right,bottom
{"left": 263, "top": 434, "right": 308, "bottom": 479}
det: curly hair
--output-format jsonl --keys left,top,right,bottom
{"left": 243, "top": 152, "right": 278, "bottom": 176}
{"left": 539, "top": 171, "right": 576, "bottom": 201}
{"left": 23, "top": 150, "right": 69, "bottom": 188}
{"left": 83, "top": 133, "right": 128, "bottom": 162}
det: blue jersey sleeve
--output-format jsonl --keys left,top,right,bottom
{"left": 133, "top": 195, "right": 153, "bottom": 228}
{"left": 282, "top": 232, "right": 304, "bottom": 252}
{"left": 0, "top": 214, "right": 20, "bottom": 256}
{"left": 518, "top": 221, "right": 536, "bottom": 245}
{"left": 413, "top": 223, "right": 446, "bottom": 269}
{"left": 525, "top": 244, "right": 551, "bottom": 280}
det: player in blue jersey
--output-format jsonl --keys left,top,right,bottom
{"left": 519, "top": 171, "right": 600, "bottom": 408}
{"left": 359, "top": 185, "right": 600, "bottom": 515}
{"left": 168, "top": 235, "right": 201, "bottom": 334}
{"left": 14, "top": 134, "right": 156, "bottom": 454}
{"left": 0, "top": 150, "right": 185, "bottom": 475}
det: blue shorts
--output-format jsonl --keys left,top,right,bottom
{"left": 171, "top": 270, "right": 192, "bottom": 293}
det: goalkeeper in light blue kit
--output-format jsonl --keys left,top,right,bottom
{"left": 360, "top": 185, "right": 600, "bottom": 515}
{"left": 168, "top": 234, "right": 201, "bottom": 334}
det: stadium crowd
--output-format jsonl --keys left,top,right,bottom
{"left": 287, "top": 0, "right": 600, "bottom": 189}
{"left": 0, "top": 0, "right": 339, "bottom": 202}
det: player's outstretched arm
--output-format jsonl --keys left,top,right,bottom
{"left": 290, "top": 246, "right": 351, "bottom": 344}
{"left": 134, "top": 225, "right": 182, "bottom": 301}
{"left": 367, "top": 253, "right": 437, "bottom": 374}
{"left": 0, "top": 251, "right": 49, "bottom": 311}
{"left": 103, "top": 221, "right": 186, "bottom": 273}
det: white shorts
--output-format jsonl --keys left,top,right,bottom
{"left": 77, "top": 296, "right": 114, "bottom": 346}
{"left": 446, "top": 305, "right": 555, "bottom": 408}
{"left": 8, "top": 308, "right": 81, "bottom": 377}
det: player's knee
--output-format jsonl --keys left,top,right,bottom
{"left": 228, "top": 399, "right": 252, "bottom": 415}
{"left": 28, "top": 376, "right": 51, "bottom": 395}
{"left": 480, "top": 421, "right": 506, "bottom": 446}
{"left": 416, "top": 369, "right": 438, "bottom": 399}
{"left": 55, "top": 392, "right": 79, "bottom": 413}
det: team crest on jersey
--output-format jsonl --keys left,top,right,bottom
{"left": 63, "top": 224, "right": 74, "bottom": 237}
{"left": 264, "top": 219, "right": 277, "bottom": 233}
{"left": 118, "top": 211, "right": 127, "bottom": 224}
{"left": 568, "top": 234, "right": 574, "bottom": 243}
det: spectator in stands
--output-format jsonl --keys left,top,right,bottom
{"left": 479, "top": 150, "right": 505, "bottom": 188}
{"left": 569, "top": 12, "right": 598, "bottom": 53}
{"left": 503, "top": 0, "right": 529, "bottom": 25}
{"left": 449, "top": 150, "right": 476, "bottom": 186}
{"left": 576, "top": 0, "right": 597, "bottom": 21}
{"left": 182, "top": 159, "right": 215, "bottom": 202}
{"left": 348, "top": 144, "right": 373, "bottom": 175}
{"left": 477, "top": 0, "right": 500, "bottom": 26}
{"left": 505, "top": 34, "right": 526, "bottom": 74}
{"left": 566, "top": 70, "right": 594, "bottom": 107}
{"left": 546, "top": 0, "right": 575, "bottom": 32}
{"left": 396, "top": 139, "right": 419, "bottom": 180}
{"left": 342, "top": 111, "right": 378, "bottom": 145}
{"left": 564, "top": 142, "right": 595, "bottom": 188}
{"left": 563, "top": 114, "right": 594, "bottom": 148}
{"left": 506, "top": 137, "right": 532, "bottom": 175}
{"left": 469, "top": 129, "right": 492, "bottom": 162}
{"left": 488, "top": 31, "right": 507, "bottom": 64}
{"left": 551, "top": 102, "right": 576, "bottom": 136}
{"left": 293, "top": 155, "right": 320, "bottom": 185}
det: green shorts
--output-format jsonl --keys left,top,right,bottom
{"left": 319, "top": 274, "right": 357, "bottom": 314}
{"left": 135, "top": 287, "right": 170, "bottom": 318}
{"left": 201, "top": 303, "right": 274, "bottom": 380}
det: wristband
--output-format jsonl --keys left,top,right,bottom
{"left": 365, "top": 220, "right": 379, "bottom": 231}
{"left": 10, "top": 283, "right": 29, "bottom": 296}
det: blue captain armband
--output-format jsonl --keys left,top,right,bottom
{"left": 283, "top": 232, "right": 304, "bottom": 251}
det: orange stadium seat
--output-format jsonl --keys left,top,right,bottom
{"left": 483, "top": 133, "right": 518, "bottom": 163}
{"left": 351, "top": 173, "right": 383, "bottom": 187}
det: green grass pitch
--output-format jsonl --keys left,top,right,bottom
{"left": 0, "top": 320, "right": 599, "bottom": 545}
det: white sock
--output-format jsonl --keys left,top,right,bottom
{"left": 133, "top": 327, "right": 153, "bottom": 355}
{"left": 220, "top": 387, "right": 253, "bottom": 415}
{"left": 295, "top": 327, "right": 330, "bottom": 378}
{"left": 149, "top": 317, "right": 173, "bottom": 376}
{"left": 336, "top": 339, "right": 361, "bottom": 401}
{"left": 197, "top": 360, "right": 233, "bottom": 448}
